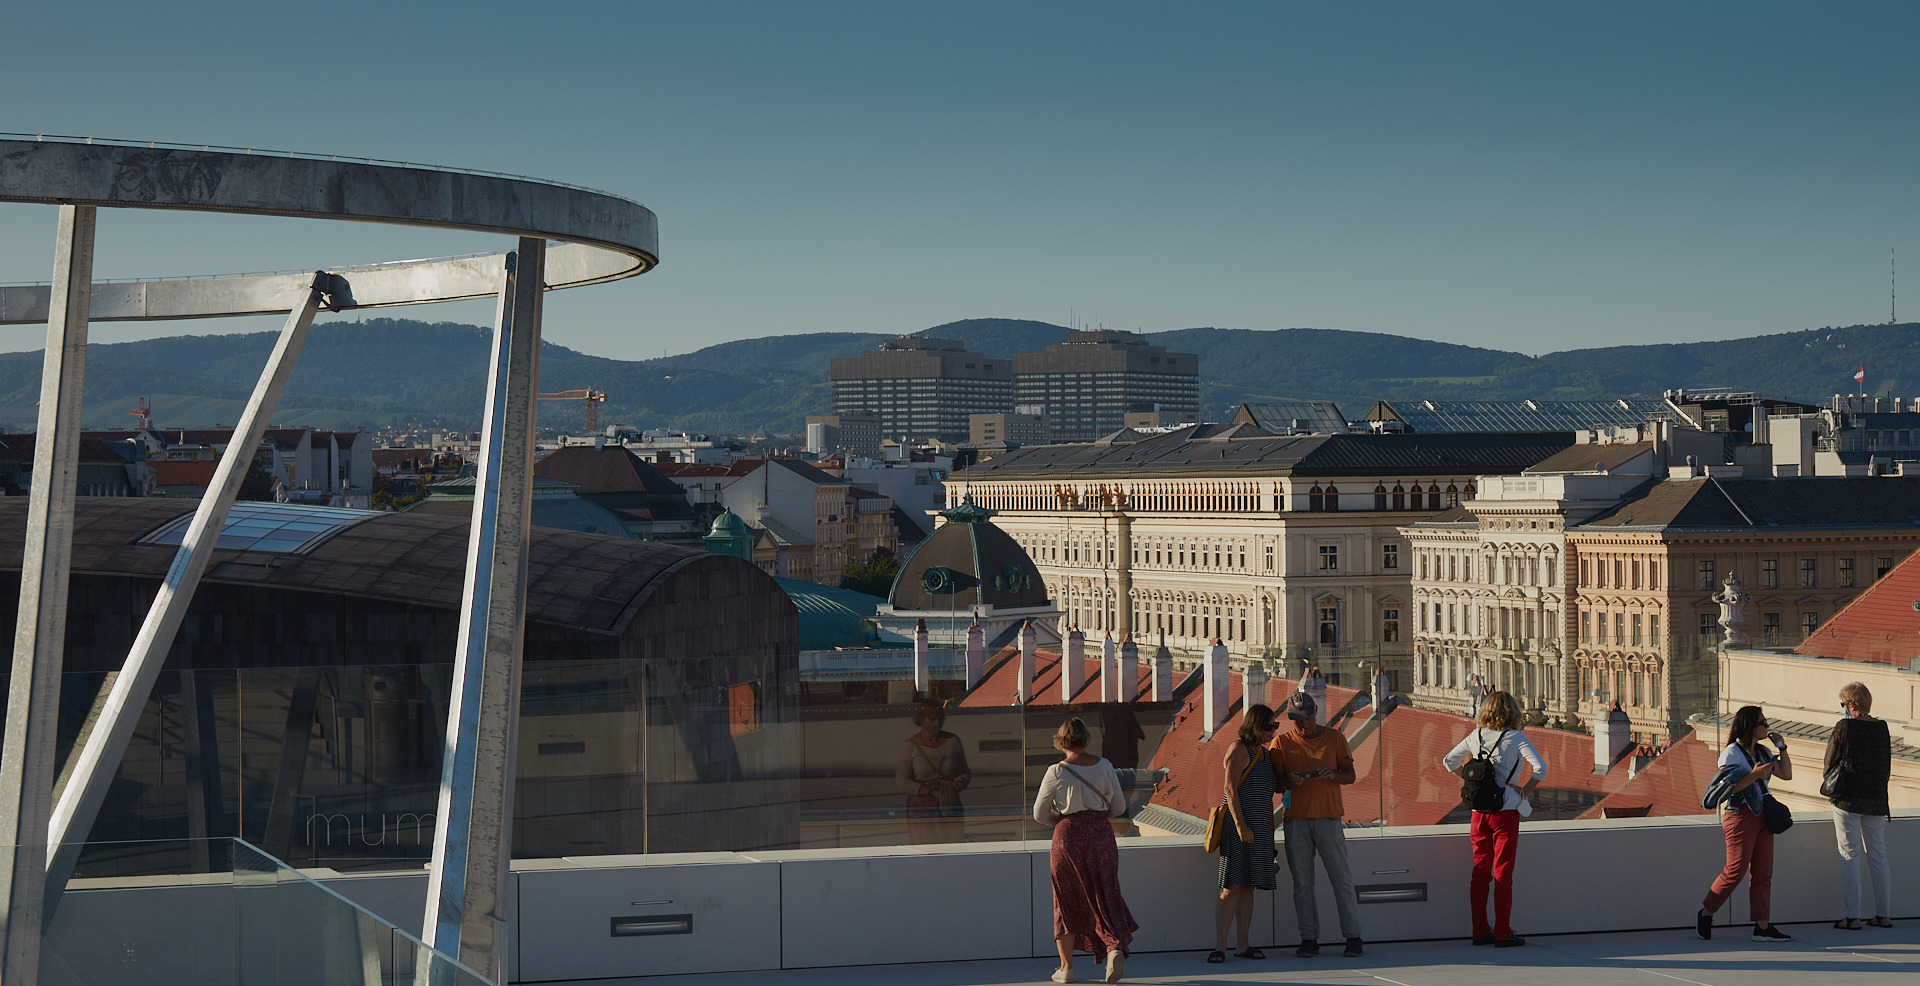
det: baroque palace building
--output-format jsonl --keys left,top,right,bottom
{"left": 947, "top": 422, "right": 1573, "bottom": 684}
{"left": 1404, "top": 424, "right": 1920, "bottom": 744}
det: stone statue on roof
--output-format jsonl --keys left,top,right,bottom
{"left": 1713, "top": 573, "right": 1751, "bottom": 646}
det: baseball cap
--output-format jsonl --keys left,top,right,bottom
{"left": 1284, "top": 690, "right": 1317, "bottom": 720}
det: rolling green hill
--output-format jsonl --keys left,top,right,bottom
{"left": 0, "top": 316, "right": 1909, "bottom": 435}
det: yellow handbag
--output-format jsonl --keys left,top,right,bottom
{"left": 1202, "top": 748, "right": 1262, "bottom": 852}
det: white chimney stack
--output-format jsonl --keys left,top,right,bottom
{"left": 1151, "top": 630, "right": 1173, "bottom": 702}
{"left": 1062, "top": 629, "right": 1086, "bottom": 702}
{"left": 965, "top": 621, "right": 985, "bottom": 690}
{"left": 1593, "top": 700, "right": 1633, "bottom": 772}
{"left": 1204, "top": 639, "right": 1231, "bottom": 736}
{"left": 1244, "top": 660, "right": 1269, "bottom": 711}
{"left": 1118, "top": 635, "right": 1138, "bottom": 702}
{"left": 913, "top": 619, "right": 930, "bottom": 696}
{"left": 1017, "top": 621, "right": 1036, "bottom": 704}
{"left": 1099, "top": 635, "right": 1118, "bottom": 702}
{"left": 1303, "top": 665, "right": 1329, "bottom": 726}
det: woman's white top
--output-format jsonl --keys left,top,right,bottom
{"left": 1440, "top": 728, "right": 1549, "bottom": 816}
{"left": 1032, "top": 757, "right": 1128, "bottom": 823}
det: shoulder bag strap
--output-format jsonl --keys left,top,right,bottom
{"left": 1059, "top": 762, "right": 1112, "bottom": 813}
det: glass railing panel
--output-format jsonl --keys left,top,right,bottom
{"left": 41, "top": 838, "right": 240, "bottom": 986}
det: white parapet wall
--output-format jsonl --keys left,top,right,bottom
{"left": 270, "top": 813, "right": 1920, "bottom": 982}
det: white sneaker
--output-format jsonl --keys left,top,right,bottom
{"left": 1051, "top": 967, "right": 1074, "bottom": 983}
{"left": 1105, "top": 951, "right": 1126, "bottom": 983}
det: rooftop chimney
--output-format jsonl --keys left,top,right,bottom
{"left": 1203, "top": 639, "right": 1231, "bottom": 737}
{"left": 1099, "top": 635, "right": 1118, "bottom": 703}
{"left": 965, "top": 620, "right": 985, "bottom": 689}
{"left": 1118, "top": 634, "right": 1138, "bottom": 702}
{"left": 1151, "top": 630, "right": 1173, "bottom": 701}
{"left": 1302, "top": 665, "right": 1329, "bottom": 726}
{"left": 913, "top": 619, "right": 930, "bottom": 696}
{"left": 1062, "top": 629, "right": 1086, "bottom": 702}
{"left": 1244, "top": 660, "right": 1269, "bottom": 712}
{"left": 1593, "top": 700, "right": 1633, "bottom": 773}
{"left": 1017, "top": 621, "right": 1036, "bottom": 704}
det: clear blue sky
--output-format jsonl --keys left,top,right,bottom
{"left": 3, "top": 1, "right": 1917, "bottom": 360}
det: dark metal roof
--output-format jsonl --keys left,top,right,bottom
{"left": 967, "top": 429, "right": 1574, "bottom": 480}
{"left": 1576, "top": 477, "right": 1920, "bottom": 531}
{"left": 887, "top": 506, "right": 1050, "bottom": 612}
{"left": 1364, "top": 400, "right": 1669, "bottom": 433}
{"left": 534, "top": 446, "right": 686, "bottom": 494}
{"left": 1524, "top": 442, "right": 1655, "bottom": 475}
{"left": 0, "top": 498, "right": 711, "bottom": 633}
{"left": 1231, "top": 402, "right": 1350, "bottom": 434}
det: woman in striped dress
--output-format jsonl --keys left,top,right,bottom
{"left": 1210, "top": 704, "right": 1282, "bottom": 963}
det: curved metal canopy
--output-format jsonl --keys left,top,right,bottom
{"left": 0, "top": 137, "right": 659, "bottom": 323}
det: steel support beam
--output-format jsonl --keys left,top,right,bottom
{"left": 0, "top": 204, "right": 95, "bottom": 984}
{"left": 41, "top": 278, "right": 324, "bottom": 910}
{"left": 422, "top": 240, "right": 544, "bottom": 983}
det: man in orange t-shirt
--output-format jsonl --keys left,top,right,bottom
{"left": 1270, "top": 689, "right": 1363, "bottom": 957}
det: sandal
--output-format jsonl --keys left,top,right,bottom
{"left": 1205, "top": 950, "right": 1226, "bottom": 963}
{"left": 1834, "top": 919, "right": 1864, "bottom": 930}
{"left": 1869, "top": 917, "right": 1895, "bottom": 928}
{"left": 1235, "top": 947, "right": 1266, "bottom": 959}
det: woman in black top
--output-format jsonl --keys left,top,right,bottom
{"left": 1209, "top": 704, "right": 1282, "bottom": 963}
{"left": 1826, "top": 682, "right": 1893, "bottom": 929}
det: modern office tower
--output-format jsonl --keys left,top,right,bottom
{"left": 830, "top": 337, "right": 1013, "bottom": 442}
{"left": 1012, "top": 330, "right": 1199, "bottom": 441}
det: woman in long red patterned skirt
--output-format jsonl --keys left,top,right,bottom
{"left": 1035, "top": 718, "right": 1139, "bottom": 983}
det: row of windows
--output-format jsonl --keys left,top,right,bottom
{"left": 1691, "top": 556, "right": 1891, "bottom": 589}
{"left": 1307, "top": 482, "right": 1472, "bottom": 512}
{"left": 1416, "top": 550, "right": 1556, "bottom": 587}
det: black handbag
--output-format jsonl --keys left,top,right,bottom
{"left": 1761, "top": 794, "right": 1793, "bottom": 834}
{"left": 1820, "top": 763, "right": 1848, "bottom": 800}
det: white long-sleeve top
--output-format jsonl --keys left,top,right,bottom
{"left": 1440, "top": 728, "right": 1548, "bottom": 815}
{"left": 1033, "top": 757, "right": 1128, "bottom": 823}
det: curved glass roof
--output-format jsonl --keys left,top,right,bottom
{"left": 139, "top": 500, "right": 384, "bottom": 554}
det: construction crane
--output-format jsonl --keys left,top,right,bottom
{"left": 537, "top": 389, "right": 608, "bottom": 433}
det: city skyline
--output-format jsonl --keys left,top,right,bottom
{"left": 3, "top": 3, "right": 1918, "bottom": 363}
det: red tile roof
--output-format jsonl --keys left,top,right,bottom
{"left": 1577, "top": 733, "right": 1720, "bottom": 820}
{"left": 1794, "top": 547, "right": 1920, "bottom": 665}
{"left": 150, "top": 460, "right": 219, "bottom": 488}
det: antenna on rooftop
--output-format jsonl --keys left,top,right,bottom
{"left": 1893, "top": 248, "right": 1898, "bottom": 325}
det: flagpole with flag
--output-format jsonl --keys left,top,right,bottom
{"left": 1855, "top": 366, "right": 1866, "bottom": 390}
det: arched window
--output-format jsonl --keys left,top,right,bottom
{"left": 1374, "top": 484, "right": 1389, "bottom": 510}
{"left": 1446, "top": 483, "right": 1460, "bottom": 507}
{"left": 1324, "top": 486, "right": 1341, "bottom": 511}
{"left": 1308, "top": 485, "right": 1324, "bottom": 511}
{"left": 1392, "top": 484, "right": 1406, "bottom": 511}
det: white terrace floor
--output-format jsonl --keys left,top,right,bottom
{"left": 563, "top": 921, "right": 1918, "bottom": 986}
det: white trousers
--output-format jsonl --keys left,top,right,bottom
{"left": 1833, "top": 809, "right": 1891, "bottom": 919}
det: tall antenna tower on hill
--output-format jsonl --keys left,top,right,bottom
{"left": 1892, "top": 248, "right": 1898, "bottom": 325}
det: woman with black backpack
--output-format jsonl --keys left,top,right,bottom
{"left": 1440, "top": 691, "right": 1546, "bottom": 948}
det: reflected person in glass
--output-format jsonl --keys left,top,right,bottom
{"left": 896, "top": 700, "right": 971, "bottom": 844}
{"left": 1035, "top": 717, "right": 1136, "bottom": 984}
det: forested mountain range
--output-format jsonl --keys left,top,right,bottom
{"left": 0, "top": 316, "right": 1907, "bottom": 435}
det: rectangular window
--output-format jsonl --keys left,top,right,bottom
{"left": 1877, "top": 556, "right": 1893, "bottom": 580}
{"left": 1318, "top": 544, "right": 1339, "bottom": 571}
{"left": 1699, "top": 613, "right": 1717, "bottom": 637}
{"left": 1580, "top": 611, "right": 1591, "bottom": 643}
{"left": 1580, "top": 558, "right": 1590, "bottom": 584}
{"left": 1839, "top": 557, "right": 1856, "bottom": 588}
{"left": 1802, "top": 612, "right": 1818, "bottom": 636}
{"left": 1763, "top": 612, "right": 1781, "bottom": 641}
{"left": 1264, "top": 544, "right": 1275, "bottom": 572}
{"left": 1698, "top": 559, "right": 1716, "bottom": 589}
{"left": 1448, "top": 604, "right": 1457, "bottom": 633}
{"left": 1631, "top": 673, "right": 1642, "bottom": 707}
{"left": 1383, "top": 610, "right": 1400, "bottom": 642}
{"left": 1649, "top": 672, "right": 1660, "bottom": 707}
{"left": 1761, "top": 559, "right": 1778, "bottom": 589}
{"left": 1650, "top": 613, "right": 1660, "bottom": 644}
{"left": 1650, "top": 560, "right": 1659, "bottom": 587}
{"left": 1382, "top": 543, "right": 1399, "bottom": 570}
{"left": 1800, "top": 558, "right": 1816, "bottom": 588}
{"left": 1420, "top": 605, "right": 1429, "bottom": 632}
{"left": 1631, "top": 613, "right": 1642, "bottom": 646}
{"left": 1613, "top": 613, "right": 1624, "bottom": 645}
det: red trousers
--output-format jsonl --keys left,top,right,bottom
{"left": 1469, "top": 809, "right": 1521, "bottom": 940}
{"left": 1702, "top": 807, "right": 1772, "bottom": 923}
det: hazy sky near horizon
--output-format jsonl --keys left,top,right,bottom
{"left": 3, "top": 2, "right": 1918, "bottom": 361}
